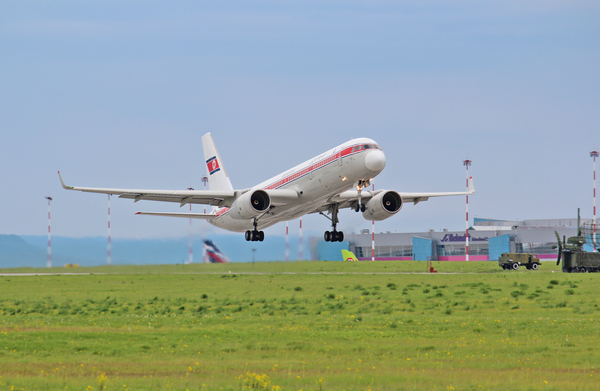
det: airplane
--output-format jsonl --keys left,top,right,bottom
{"left": 59, "top": 133, "right": 474, "bottom": 242}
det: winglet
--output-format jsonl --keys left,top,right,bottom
{"left": 58, "top": 171, "right": 73, "bottom": 190}
{"left": 468, "top": 177, "right": 475, "bottom": 194}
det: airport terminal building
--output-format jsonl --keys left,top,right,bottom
{"left": 327, "top": 217, "right": 597, "bottom": 262}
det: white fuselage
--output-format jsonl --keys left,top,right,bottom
{"left": 209, "top": 138, "right": 385, "bottom": 232}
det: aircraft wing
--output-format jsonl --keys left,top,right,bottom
{"left": 58, "top": 172, "right": 236, "bottom": 207}
{"left": 318, "top": 177, "right": 475, "bottom": 212}
{"left": 399, "top": 177, "right": 475, "bottom": 205}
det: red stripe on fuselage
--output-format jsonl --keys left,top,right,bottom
{"left": 263, "top": 145, "right": 363, "bottom": 190}
{"left": 215, "top": 143, "right": 377, "bottom": 218}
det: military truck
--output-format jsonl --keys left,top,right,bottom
{"left": 555, "top": 209, "right": 600, "bottom": 273}
{"left": 499, "top": 253, "right": 541, "bottom": 270}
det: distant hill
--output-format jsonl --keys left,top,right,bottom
{"left": 1, "top": 234, "right": 316, "bottom": 268}
{"left": 0, "top": 235, "right": 50, "bottom": 268}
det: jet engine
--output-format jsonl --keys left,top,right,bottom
{"left": 362, "top": 190, "right": 402, "bottom": 221}
{"left": 230, "top": 189, "right": 271, "bottom": 220}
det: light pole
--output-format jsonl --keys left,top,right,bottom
{"left": 285, "top": 221, "right": 289, "bottom": 261}
{"left": 45, "top": 197, "right": 52, "bottom": 268}
{"left": 252, "top": 248, "right": 256, "bottom": 265}
{"left": 463, "top": 159, "right": 472, "bottom": 261}
{"left": 187, "top": 187, "right": 194, "bottom": 264}
{"left": 299, "top": 218, "right": 303, "bottom": 260}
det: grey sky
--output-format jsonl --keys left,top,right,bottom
{"left": 1, "top": 1, "right": 599, "bottom": 239}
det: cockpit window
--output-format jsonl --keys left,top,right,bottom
{"left": 353, "top": 144, "right": 381, "bottom": 152}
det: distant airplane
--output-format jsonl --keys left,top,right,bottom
{"left": 203, "top": 240, "right": 229, "bottom": 263}
{"left": 59, "top": 133, "right": 474, "bottom": 242}
{"left": 341, "top": 249, "right": 359, "bottom": 262}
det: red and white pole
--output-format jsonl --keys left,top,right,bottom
{"left": 285, "top": 222, "right": 290, "bottom": 261}
{"left": 201, "top": 177, "right": 208, "bottom": 214}
{"left": 45, "top": 197, "right": 52, "bottom": 268}
{"left": 371, "top": 182, "right": 375, "bottom": 261}
{"left": 188, "top": 202, "right": 193, "bottom": 264}
{"left": 592, "top": 151, "right": 599, "bottom": 251}
{"left": 107, "top": 194, "right": 112, "bottom": 265}
{"left": 187, "top": 187, "right": 194, "bottom": 264}
{"left": 299, "top": 218, "right": 304, "bottom": 260}
{"left": 463, "top": 160, "right": 472, "bottom": 261}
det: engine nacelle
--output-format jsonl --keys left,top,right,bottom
{"left": 230, "top": 189, "right": 271, "bottom": 220}
{"left": 362, "top": 190, "right": 402, "bottom": 221}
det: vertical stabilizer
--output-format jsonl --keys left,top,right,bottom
{"left": 341, "top": 249, "right": 359, "bottom": 262}
{"left": 202, "top": 133, "right": 234, "bottom": 191}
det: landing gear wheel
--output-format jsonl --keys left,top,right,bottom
{"left": 353, "top": 203, "right": 360, "bottom": 212}
{"left": 245, "top": 231, "right": 252, "bottom": 242}
{"left": 322, "top": 203, "right": 345, "bottom": 243}
{"left": 258, "top": 231, "right": 265, "bottom": 242}
{"left": 531, "top": 263, "right": 539, "bottom": 270}
{"left": 512, "top": 263, "right": 519, "bottom": 270}
{"left": 360, "top": 203, "right": 366, "bottom": 212}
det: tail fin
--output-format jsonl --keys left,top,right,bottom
{"left": 202, "top": 133, "right": 234, "bottom": 191}
{"left": 341, "top": 249, "right": 359, "bottom": 262}
{"left": 203, "top": 239, "right": 230, "bottom": 263}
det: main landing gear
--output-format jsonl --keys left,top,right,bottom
{"left": 245, "top": 219, "right": 264, "bottom": 242}
{"left": 322, "top": 203, "right": 344, "bottom": 242}
{"left": 324, "top": 230, "right": 343, "bottom": 242}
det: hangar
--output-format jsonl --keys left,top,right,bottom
{"left": 334, "top": 217, "right": 597, "bottom": 262}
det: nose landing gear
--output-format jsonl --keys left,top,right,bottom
{"left": 353, "top": 202, "right": 366, "bottom": 213}
{"left": 353, "top": 180, "right": 369, "bottom": 213}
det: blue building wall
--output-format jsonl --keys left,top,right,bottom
{"left": 317, "top": 241, "right": 350, "bottom": 261}
{"left": 489, "top": 234, "right": 510, "bottom": 260}
{"left": 412, "top": 237, "right": 432, "bottom": 260}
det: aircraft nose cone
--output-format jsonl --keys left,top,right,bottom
{"left": 365, "top": 150, "right": 386, "bottom": 172}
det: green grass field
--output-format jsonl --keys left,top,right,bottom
{"left": 0, "top": 261, "right": 598, "bottom": 390}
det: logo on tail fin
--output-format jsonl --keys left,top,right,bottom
{"left": 341, "top": 249, "right": 359, "bottom": 262}
{"left": 206, "top": 157, "right": 220, "bottom": 175}
{"left": 203, "top": 239, "right": 229, "bottom": 263}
